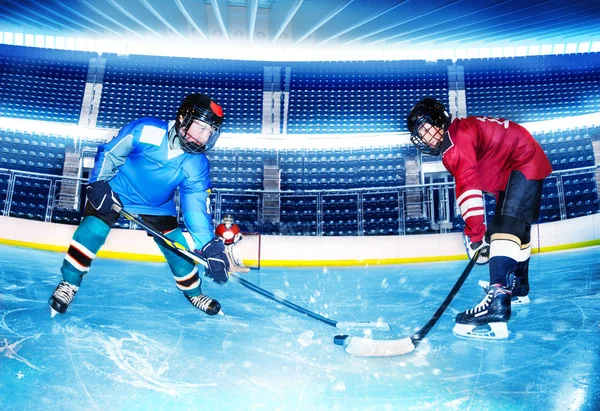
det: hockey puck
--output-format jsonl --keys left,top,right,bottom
{"left": 333, "top": 335, "right": 348, "bottom": 346}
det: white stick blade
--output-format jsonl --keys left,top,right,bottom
{"left": 343, "top": 336, "right": 415, "bottom": 357}
{"left": 336, "top": 321, "right": 391, "bottom": 332}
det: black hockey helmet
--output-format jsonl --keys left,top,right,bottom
{"left": 407, "top": 97, "right": 451, "bottom": 156}
{"left": 174, "top": 93, "right": 224, "bottom": 154}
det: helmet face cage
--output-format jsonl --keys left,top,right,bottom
{"left": 223, "top": 214, "right": 234, "bottom": 228}
{"left": 177, "top": 112, "right": 220, "bottom": 154}
{"left": 409, "top": 115, "right": 444, "bottom": 156}
{"left": 407, "top": 98, "right": 450, "bottom": 156}
{"left": 175, "top": 94, "right": 223, "bottom": 154}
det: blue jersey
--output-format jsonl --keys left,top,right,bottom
{"left": 89, "top": 117, "right": 214, "bottom": 249}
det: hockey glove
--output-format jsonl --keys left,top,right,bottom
{"left": 86, "top": 181, "right": 122, "bottom": 214}
{"left": 198, "top": 237, "right": 230, "bottom": 284}
{"left": 233, "top": 232, "right": 243, "bottom": 245}
{"left": 464, "top": 232, "right": 490, "bottom": 265}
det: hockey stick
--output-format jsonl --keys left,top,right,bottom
{"left": 113, "top": 205, "right": 390, "bottom": 332}
{"left": 334, "top": 250, "right": 480, "bottom": 357}
{"left": 230, "top": 273, "right": 389, "bottom": 331}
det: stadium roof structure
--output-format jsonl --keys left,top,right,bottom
{"left": 0, "top": 0, "right": 599, "bottom": 59}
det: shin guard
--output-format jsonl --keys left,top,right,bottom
{"left": 154, "top": 228, "right": 202, "bottom": 297}
{"left": 61, "top": 216, "right": 111, "bottom": 286}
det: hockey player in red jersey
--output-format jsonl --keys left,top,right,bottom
{"left": 215, "top": 214, "right": 250, "bottom": 273}
{"left": 407, "top": 97, "right": 552, "bottom": 340}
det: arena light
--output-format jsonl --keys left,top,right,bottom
{"left": 1, "top": 30, "right": 597, "bottom": 61}
{"left": 578, "top": 42, "right": 590, "bottom": 53}
{"left": 218, "top": 131, "right": 410, "bottom": 150}
{"left": 479, "top": 48, "right": 491, "bottom": 58}
{"left": 24, "top": 34, "right": 34, "bottom": 47}
{"left": 2, "top": 112, "right": 599, "bottom": 151}
{"left": 521, "top": 112, "right": 600, "bottom": 134}
{"left": 541, "top": 44, "right": 553, "bottom": 54}
{"left": 0, "top": 117, "right": 111, "bottom": 142}
{"left": 516, "top": 46, "right": 528, "bottom": 56}
{"left": 553, "top": 43, "right": 566, "bottom": 54}
{"left": 565, "top": 43, "right": 578, "bottom": 53}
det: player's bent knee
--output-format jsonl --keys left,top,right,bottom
{"left": 489, "top": 214, "right": 526, "bottom": 241}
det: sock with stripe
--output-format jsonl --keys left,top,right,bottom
{"left": 61, "top": 216, "right": 111, "bottom": 286}
{"left": 153, "top": 228, "right": 202, "bottom": 297}
{"left": 489, "top": 234, "right": 521, "bottom": 287}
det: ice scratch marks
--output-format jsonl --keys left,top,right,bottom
{"left": 56, "top": 321, "right": 215, "bottom": 396}
{"left": 0, "top": 334, "right": 42, "bottom": 370}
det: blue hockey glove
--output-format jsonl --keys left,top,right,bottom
{"left": 464, "top": 232, "right": 490, "bottom": 265}
{"left": 86, "top": 181, "right": 122, "bottom": 214}
{"left": 198, "top": 237, "right": 230, "bottom": 284}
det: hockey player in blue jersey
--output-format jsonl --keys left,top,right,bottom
{"left": 49, "top": 93, "right": 229, "bottom": 317}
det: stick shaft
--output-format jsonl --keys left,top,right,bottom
{"left": 410, "top": 250, "right": 479, "bottom": 346}
{"left": 340, "top": 251, "right": 480, "bottom": 357}
{"left": 230, "top": 273, "right": 337, "bottom": 327}
{"left": 116, "top": 207, "right": 208, "bottom": 268}
{"left": 115, "top": 206, "right": 386, "bottom": 330}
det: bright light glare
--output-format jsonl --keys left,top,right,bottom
{"left": 2, "top": 112, "right": 600, "bottom": 150}
{"left": 578, "top": 42, "right": 590, "bottom": 53}
{"left": 0, "top": 30, "right": 597, "bottom": 62}
{"left": 0, "top": 117, "right": 111, "bottom": 142}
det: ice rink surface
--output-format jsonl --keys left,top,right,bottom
{"left": 1, "top": 243, "right": 599, "bottom": 410}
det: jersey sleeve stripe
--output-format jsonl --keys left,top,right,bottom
{"left": 459, "top": 197, "right": 484, "bottom": 218}
{"left": 457, "top": 189, "right": 483, "bottom": 205}
{"left": 463, "top": 209, "right": 485, "bottom": 220}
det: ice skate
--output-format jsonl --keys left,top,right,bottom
{"left": 479, "top": 276, "right": 530, "bottom": 305}
{"left": 453, "top": 284, "right": 511, "bottom": 340}
{"left": 185, "top": 293, "right": 222, "bottom": 316}
{"left": 48, "top": 280, "right": 79, "bottom": 317}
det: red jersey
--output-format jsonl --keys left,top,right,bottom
{"left": 215, "top": 223, "right": 242, "bottom": 245}
{"left": 442, "top": 116, "right": 552, "bottom": 242}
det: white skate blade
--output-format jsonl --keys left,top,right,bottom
{"left": 50, "top": 307, "right": 59, "bottom": 319}
{"left": 453, "top": 322, "right": 509, "bottom": 340}
{"left": 512, "top": 295, "right": 530, "bottom": 305}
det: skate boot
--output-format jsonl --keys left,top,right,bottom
{"left": 48, "top": 280, "right": 79, "bottom": 317}
{"left": 511, "top": 259, "right": 530, "bottom": 305}
{"left": 453, "top": 284, "right": 511, "bottom": 340}
{"left": 185, "top": 293, "right": 222, "bottom": 316}
{"left": 478, "top": 273, "right": 529, "bottom": 305}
